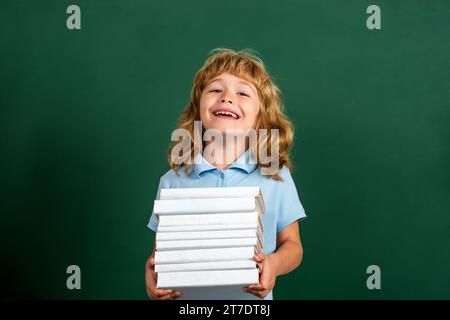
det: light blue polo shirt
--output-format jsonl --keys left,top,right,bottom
{"left": 147, "top": 150, "right": 307, "bottom": 300}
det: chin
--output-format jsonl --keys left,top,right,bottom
{"left": 210, "top": 126, "right": 229, "bottom": 134}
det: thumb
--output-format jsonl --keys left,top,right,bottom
{"left": 149, "top": 257, "right": 157, "bottom": 281}
{"left": 254, "top": 253, "right": 265, "bottom": 262}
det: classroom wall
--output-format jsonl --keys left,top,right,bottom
{"left": 1, "top": 0, "right": 449, "bottom": 299}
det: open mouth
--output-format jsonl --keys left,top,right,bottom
{"left": 212, "top": 110, "right": 240, "bottom": 120}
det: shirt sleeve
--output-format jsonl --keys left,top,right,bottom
{"left": 276, "top": 166, "right": 307, "bottom": 232}
{"left": 147, "top": 177, "right": 167, "bottom": 232}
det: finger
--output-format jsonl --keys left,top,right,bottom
{"left": 156, "top": 288, "right": 173, "bottom": 297}
{"left": 147, "top": 288, "right": 173, "bottom": 300}
{"left": 159, "top": 293, "right": 175, "bottom": 300}
{"left": 151, "top": 267, "right": 157, "bottom": 280}
{"left": 247, "top": 281, "right": 263, "bottom": 289}
{"left": 245, "top": 288, "right": 264, "bottom": 298}
{"left": 157, "top": 291, "right": 182, "bottom": 300}
{"left": 254, "top": 254, "right": 265, "bottom": 262}
{"left": 255, "top": 291, "right": 266, "bottom": 299}
{"left": 147, "top": 257, "right": 157, "bottom": 280}
{"left": 248, "top": 287, "right": 265, "bottom": 292}
{"left": 247, "top": 284, "right": 265, "bottom": 291}
{"left": 145, "top": 266, "right": 157, "bottom": 298}
{"left": 148, "top": 257, "right": 156, "bottom": 273}
{"left": 257, "top": 262, "right": 263, "bottom": 273}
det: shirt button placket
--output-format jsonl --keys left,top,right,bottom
{"left": 219, "top": 172, "right": 226, "bottom": 187}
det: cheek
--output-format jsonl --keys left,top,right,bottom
{"left": 245, "top": 105, "right": 260, "bottom": 127}
{"left": 199, "top": 95, "right": 212, "bottom": 125}
{"left": 199, "top": 96, "right": 208, "bottom": 116}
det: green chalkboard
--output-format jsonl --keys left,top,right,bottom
{"left": 1, "top": 0, "right": 449, "bottom": 299}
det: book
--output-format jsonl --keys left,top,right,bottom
{"left": 156, "top": 237, "right": 263, "bottom": 251}
{"left": 156, "top": 228, "right": 263, "bottom": 241}
{"left": 156, "top": 222, "right": 259, "bottom": 233}
{"left": 154, "top": 246, "right": 256, "bottom": 264}
{"left": 159, "top": 187, "right": 265, "bottom": 214}
{"left": 157, "top": 269, "right": 259, "bottom": 288}
{"left": 155, "top": 259, "right": 256, "bottom": 273}
{"left": 160, "top": 186, "right": 261, "bottom": 199}
{"left": 151, "top": 186, "right": 266, "bottom": 298}
{"left": 157, "top": 211, "right": 263, "bottom": 228}
{"left": 154, "top": 197, "right": 263, "bottom": 215}
{"left": 156, "top": 229, "right": 264, "bottom": 249}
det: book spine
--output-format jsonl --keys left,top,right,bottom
{"left": 154, "top": 197, "right": 256, "bottom": 215}
{"left": 158, "top": 211, "right": 260, "bottom": 227}
{"left": 155, "top": 246, "right": 255, "bottom": 264}
{"left": 156, "top": 237, "right": 258, "bottom": 251}
{"left": 155, "top": 260, "right": 256, "bottom": 273}
{"left": 156, "top": 229, "right": 260, "bottom": 241}
{"left": 157, "top": 269, "right": 259, "bottom": 288}
{"left": 159, "top": 187, "right": 260, "bottom": 200}
{"left": 156, "top": 222, "right": 259, "bottom": 232}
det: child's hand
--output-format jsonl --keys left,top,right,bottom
{"left": 244, "top": 253, "right": 277, "bottom": 299}
{"left": 145, "top": 255, "right": 183, "bottom": 300}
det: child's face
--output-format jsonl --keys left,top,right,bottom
{"left": 200, "top": 72, "right": 260, "bottom": 133}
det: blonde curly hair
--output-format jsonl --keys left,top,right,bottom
{"left": 167, "top": 48, "right": 295, "bottom": 180}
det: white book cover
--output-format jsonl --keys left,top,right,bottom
{"left": 154, "top": 197, "right": 263, "bottom": 215}
{"left": 156, "top": 237, "right": 261, "bottom": 251}
{"left": 159, "top": 187, "right": 265, "bottom": 214}
{"left": 155, "top": 246, "right": 256, "bottom": 264}
{"left": 160, "top": 186, "right": 260, "bottom": 200}
{"left": 155, "top": 259, "right": 256, "bottom": 273}
{"left": 156, "top": 222, "right": 259, "bottom": 233}
{"left": 158, "top": 211, "right": 262, "bottom": 227}
{"left": 156, "top": 229, "right": 262, "bottom": 241}
{"left": 157, "top": 269, "right": 259, "bottom": 288}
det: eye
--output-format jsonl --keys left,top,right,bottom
{"left": 209, "top": 89, "right": 249, "bottom": 97}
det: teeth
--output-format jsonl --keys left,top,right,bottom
{"left": 214, "top": 111, "right": 239, "bottom": 119}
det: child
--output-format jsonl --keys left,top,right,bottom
{"left": 145, "top": 48, "right": 306, "bottom": 300}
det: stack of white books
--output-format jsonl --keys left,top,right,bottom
{"left": 153, "top": 186, "right": 265, "bottom": 300}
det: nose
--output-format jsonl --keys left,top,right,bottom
{"left": 220, "top": 90, "right": 233, "bottom": 104}
{"left": 220, "top": 96, "right": 233, "bottom": 104}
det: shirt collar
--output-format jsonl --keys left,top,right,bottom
{"left": 191, "top": 149, "right": 258, "bottom": 178}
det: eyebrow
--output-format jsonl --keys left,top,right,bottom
{"left": 208, "top": 78, "right": 256, "bottom": 94}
